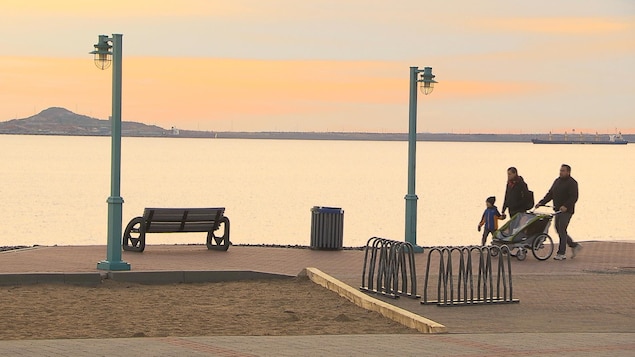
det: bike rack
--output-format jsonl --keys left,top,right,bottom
{"left": 360, "top": 237, "right": 419, "bottom": 299}
{"left": 421, "top": 245, "right": 519, "bottom": 306}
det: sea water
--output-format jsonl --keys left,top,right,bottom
{"left": 1, "top": 135, "right": 633, "bottom": 247}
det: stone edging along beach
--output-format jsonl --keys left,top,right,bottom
{"left": 300, "top": 267, "right": 447, "bottom": 334}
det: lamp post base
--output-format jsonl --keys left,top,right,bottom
{"left": 97, "top": 260, "right": 131, "bottom": 271}
{"left": 404, "top": 193, "right": 418, "bottom": 247}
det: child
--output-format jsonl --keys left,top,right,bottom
{"left": 478, "top": 196, "right": 503, "bottom": 246}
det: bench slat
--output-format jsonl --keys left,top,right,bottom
{"left": 145, "top": 222, "right": 218, "bottom": 233}
{"left": 142, "top": 207, "right": 225, "bottom": 233}
{"left": 144, "top": 209, "right": 223, "bottom": 218}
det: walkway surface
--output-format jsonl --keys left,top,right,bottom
{"left": 1, "top": 241, "right": 634, "bottom": 356}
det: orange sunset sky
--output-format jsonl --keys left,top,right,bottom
{"left": 1, "top": 0, "right": 634, "bottom": 133}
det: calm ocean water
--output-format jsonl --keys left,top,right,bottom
{"left": 1, "top": 135, "right": 633, "bottom": 247}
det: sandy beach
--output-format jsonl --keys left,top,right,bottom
{"left": 0, "top": 277, "right": 417, "bottom": 340}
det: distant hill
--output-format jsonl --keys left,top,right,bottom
{"left": 0, "top": 107, "right": 169, "bottom": 137}
{"left": 0, "top": 107, "right": 632, "bottom": 143}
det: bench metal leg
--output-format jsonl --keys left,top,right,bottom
{"left": 207, "top": 216, "right": 230, "bottom": 251}
{"left": 122, "top": 217, "right": 146, "bottom": 252}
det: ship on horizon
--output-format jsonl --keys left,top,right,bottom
{"left": 531, "top": 131, "right": 628, "bottom": 145}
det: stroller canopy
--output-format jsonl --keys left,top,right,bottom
{"left": 496, "top": 213, "right": 541, "bottom": 240}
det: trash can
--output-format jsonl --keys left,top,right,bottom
{"left": 310, "top": 206, "right": 344, "bottom": 250}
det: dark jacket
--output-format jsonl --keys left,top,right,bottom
{"left": 538, "top": 176, "right": 578, "bottom": 214}
{"left": 502, "top": 176, "right": 529, "bottom": 215}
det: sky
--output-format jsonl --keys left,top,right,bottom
{"left": 1, "top": 0, "right": 634, "bottom": 133}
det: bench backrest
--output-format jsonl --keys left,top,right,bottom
{"left": 142, "top": 207, "right": 225, "bottom": 233}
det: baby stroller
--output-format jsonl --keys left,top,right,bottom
{"left": 490, "top": 210, "right": 556, "bottom": 261}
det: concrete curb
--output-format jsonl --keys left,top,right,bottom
{"left": 0, "top": 273, "right": 102, "bottom": 286}
{"left": 300, "top": 267, "right": 447, "bottom": 334}
{"left": 107, "top": 270, "right": 293, "bottom": 284}
{"left": 0, "top": 270, "right": 293, "bottom": 286}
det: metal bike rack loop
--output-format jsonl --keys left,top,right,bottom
{"left": 360, "top": 237, "right": 419, "bottom": 299}
{"left": 421, "top": 245, "right": 519, "bottom": 306}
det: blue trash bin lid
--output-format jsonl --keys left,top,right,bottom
{"left": 311, "top": 206, "right": 343, "bottom": 213}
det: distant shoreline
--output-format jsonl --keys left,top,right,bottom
{"left": 1, "top": 131, "right": 633, "bottom": 143}
{"left": 3, "top": 107, "right": 632, "bottom": 143}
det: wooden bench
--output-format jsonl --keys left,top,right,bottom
{"left": 122, "top": 207, "right": 230, "bottom": 252}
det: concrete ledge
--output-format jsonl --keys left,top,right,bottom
{"left": 0, "top": 273, "right": 102, "bottom": 286}
{"left": 108, "top": 271, "right": 184, "bottom": 284}
{"left": 182, "top": 270, "right": 292, "bottom": 283}
{"left": 300, "top": 267, "right": 447, "bottom": 334}
{"left": 0, "top": 270, "right": 294, "bottom": 286}
{"left": 108, "top": 270, "right": 293, "bottom": 284}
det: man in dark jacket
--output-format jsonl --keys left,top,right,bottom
{"left": 535, "top": 164, "right": 582, "bottom": 260}
{"left": 502, "top": 167, "right": 529, "bottom": 219}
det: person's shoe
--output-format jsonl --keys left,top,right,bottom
{"left": 571, "top": 244, "right": 583, "bottom": 259}
{"left": 553, "top": 254, "right": 566, "bottom": 261}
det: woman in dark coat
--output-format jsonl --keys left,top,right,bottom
{"left": 502, "top": 167, "right": 529, "bottom": 219}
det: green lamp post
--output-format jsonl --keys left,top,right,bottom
{"left": 405, "top": 66, "right": 437, "bottom": 250}
{"left": 91, "top": 34, "right": 131, "bottom": 271}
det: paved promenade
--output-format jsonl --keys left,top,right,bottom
{"left": 1, "top": 241, "right": 634, "bottom": 356}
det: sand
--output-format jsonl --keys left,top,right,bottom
{"left": 0, "top": 277, "right": 418, "bottom": 340}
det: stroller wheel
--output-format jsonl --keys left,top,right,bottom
{"left": 490, "top": 247, "right": 499, "bottom": 257}
{"left": 532, "top": 234, "right": 554, "bottom": 260}
{"left": 516, "top": 248, "right": 527, "bottom": 261}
